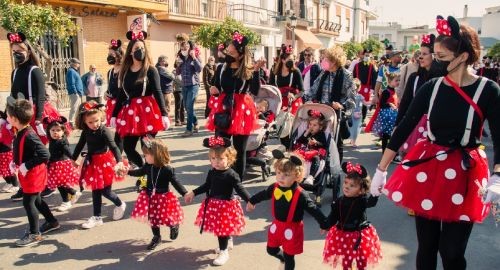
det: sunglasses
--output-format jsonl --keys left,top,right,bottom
{"left": 304, "top": 53, "right": 312, "bottom": 56}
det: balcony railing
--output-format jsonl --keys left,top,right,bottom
{"left": 168, "top": 0, "right": 228, "bottom": 20}
{"left": 229, "top": 4, "right": 278, "bottom": 28}
{"left": 312, "top": 19, "right": 341, "bottom": 34}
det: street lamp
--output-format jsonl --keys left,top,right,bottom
{"left": 290, "top": 13, "right": 297, "bottom": 49}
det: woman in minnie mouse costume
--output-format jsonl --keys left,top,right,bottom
{"left": 110, "top": 31, "right": 170, "bottom": 168}
{"left": 7, "top": 32, "right": 70, "bottom": 145}
{"left": 206, "top": 31, "right": 265, "bottom": 179}
{"left": 105, "top": 38, "right": 124, "bottom": 152}
{"left": 371, "top": 15, "right": 500, "bottom": 270}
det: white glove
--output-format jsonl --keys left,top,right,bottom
{"left": 19, "top": 163, "right": 28, "bottom": 177}
{"left": 9, "top": 161, "right": 17, "bottom": 174}
{"left": 370, "top": 168, "right": 387, "bottom": 196}
{"left": 0, "top": 118, "right": 5, "bottom": 126}
{"left": 110, "top": 117, "right": 117, "bottom": 128}
{"left": 484, "top": 174, "right": 500, "bottom": 204}
{"left": 36, "top": 123, "right": 46, "bottom": 136}
{"left": 162, "top": 116, "right": 171, "bottom": 131}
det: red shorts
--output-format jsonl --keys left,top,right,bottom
{"left": 267, "top": 220, "right": 304, "bottom": 255}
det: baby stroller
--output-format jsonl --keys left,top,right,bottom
{"left": 289, "top": 103, "right": 342, "bottom": 206}
{"left": 246, "top": 85, "right": 282, "bottom": 181}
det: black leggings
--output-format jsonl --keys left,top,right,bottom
{"left": 92, "top": 185, "right": 122, "bottom": 217}
{"left": 58, "top": 186, "right": 77, "bottom": 202}
{"left": 152, "top": 226, "right": 160, "bottom": 236}
{"left": 415, "top": 216, "right": 473, "bottom": 270}
{"left": 23, "top": 193, "right": 57, "bottom": 234}
{"left": 218, "top": 236, "right": 230, "bottom": 250}
{"left": 4, "top": 175, "right": 19, "bottom": 187}
{"left": 216, "top": 130, "right": 249, "bottom": 180}
{"left": 362, "top": 104, "right": 368, "bottom": 122}
{"left": 381, "top": 134, "right": 391, "bottom": 153}
{"left": 267, "top": 246, "right": 295, "bottom": 270}
{"left": 114, "top": 132, "right": 124, "bottom": 153}
{"left": 123, "top": 136, "right": 144, "bottom": 168}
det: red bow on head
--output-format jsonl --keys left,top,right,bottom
{"left": 208, "top": 136, "right": 225, "bottom": 147}
{"left": 111, "top": 39, "right": 118, "bottom": 47}
{"left": 8, "top": 33, "right": 22, "bottom": 43}
{"left": 285, "top": 45, "right": 293, "bottom": 54}
{"left": 436, "top": 16, "right": 451, "bottom": 36}
{"left": 131, "top": 31, "right": 144, "bottom": 41}
{"left": 45, "top": 116, "right": 63, "bottom": 124}
{"left": 233, "top": 31, "right": 244, "bottom": 44}
{"left": 422, "top": 34, "right": 431, "bottom": 44}
{"left": 218, "top": 43, "right": 225, "bottom": 51}
{"left": 346, "top": 162, "right": 362, "bottom": 175}
{"left": 81, "top": 102, "right": 101, "bottom": 113}
{"left": 309, "top": 110, "right": 322, "bottom": 118}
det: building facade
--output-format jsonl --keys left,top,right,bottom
{"left": 368, "top": 22, "right": 430, "bottom": 52}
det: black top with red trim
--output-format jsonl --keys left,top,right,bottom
{"left": 71, "top": 125, "right": 121, "bottom": 162}
{"left": 10, "top": 62, "right": 45, "bottom": 120}
{"left": 353, "top": 62, "right": 377, "bottom": 89}
{"left": 49, "top": 138, "right": 73, "bottom": 162}
{"left": 193, "top": 168, "right": 251, "bottom": 201}
{"left": 13, "top": 126, "right": 49, "bottom": 169}
{"left": 249, "top": 182, "right": 326, "bottom": 224}
{"left": 388, "top": 77, "right": 500, "bottom": 164}
{"left": 269, "top": 69, "right": 304, "bottom": 94}
{"left": 324, "top": 195, "right": 378, "bottom": 231}
{"left": 212, "top": 65, "right": 261, "bottom": 95}
{"left": 129, "top": 164, "right": 187, "bottom": 195}
{"left": 112, "top": 66, "right": 167, "bottom": 117}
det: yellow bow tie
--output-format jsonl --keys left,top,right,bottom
{"left": 274, "top": 188, "right": 293, "bottom": 202}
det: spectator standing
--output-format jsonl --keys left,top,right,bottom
{"left": 81, "top": 64, "right": 103, "bottom": 104}
{"left": 66, "top": 58, "right": 84, "bottom": 126}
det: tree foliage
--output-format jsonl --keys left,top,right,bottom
{"left": 342, "top": 41, "right": 363, "bottom": 60}
{"left": 362, "top": 37, "right": 384, "bottom": 56}
{"left": 0, "top": 0, "right": 78, "bottom": 45}
{"left": 487, "top": 42, "right": 500, "bottom": 58}
{"left": 192, "top": 17, "right": 260, "bottom": 49}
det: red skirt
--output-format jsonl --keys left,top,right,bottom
{"left": 385, "top": 140, "right": 490, "bottom": 222}
{"left": 105, "top": 98, "right": 117, "bottom": 128}
{"left": 364, "top": 106, "right": 380, "bottom": 133}
{"left": 399, "top": 114, "right": 428, "bottom": 155}
{"left": 81, "top": 151, "right": 124, "bottom": 190}
{"left": 323, "top": 225, "right": 382, "bottom": 269}
{"left": 294, "top": 148, "right": 327, "bottom": 162}
{"left": 268, "top": 220, "right": 304, "bottom": 255}
{"left": 205, "top": 93, "right": 259, "bottom": 135}
{"left": 47, "top": 159, "right": 80, "bottom": 190}
{"left": 115, "top": 96, "right": 164, "bottom": 137}
{"left": 19, "top": 163, "right": 47, "bottom": 193}
{"left": 131, "top": 190, "right": 184, "bottom": 227}
{"left": 31, "top": 102, "right": 71, "bottom": 145}
{"left": 279, "top": 86, "right": 302, "bottom": 115}
{"left": 0, "top": 151, "right": 14, "bottom": 177}
{"left": 359, "top": 84, "right": 371, "bottom": 102}
{"left": 194, "top": 198, "right": 246, "bottom": 236}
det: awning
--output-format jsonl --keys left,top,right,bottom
{"left": 292, "top": 28, "right": 323, "bottom": 49}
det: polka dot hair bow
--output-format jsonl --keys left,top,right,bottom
{"left": 232, "top": 31, "right": 249, "bottom": 54}
{"left": 307, "top": 109, "right": 325, "bottom": 120}
{"left": 233, "top": 31, "right": 244, "bottom": 44}
{"left": 7, "top": 32, "right": 26, "bottom": 43}
{"left": 436, "top": 15, "right": 460, "bottom": 39}
{"left": 42, "top": 116, "right": 68, "bottom": 125}
{"left": 126, "top": 31, "right": 148, "bottom": 41}
{"left": 110, "top": 39, "right": 122, "bottom": 50}
{"left": 422, "top": 34, "right": 431, "bottom": 45}
{"left": 203, "top": 136, "right": 231, "bottom": 148}
{"left": 341, "top": 162, "right": 368, "bottom": 178}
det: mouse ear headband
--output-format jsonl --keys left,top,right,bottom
{"left": 436, "top": 15, "right": 460, "bottom": 40}
{"left": 272, "top": 149, "right": 303, "bottom": 166}
{"left": 203, "top": 136, "right": 232, "bottom": 149}
{"left": 109, "top": 39, "right": 122, "bottom": 50}
{"left": 6, "top": 93, "right": 26, "bottom": 107}
{"left": 7, "top": 32, "right": 26, "bottom": 44}
{"left": 42, "top": 116, "right": 67, "bottom": 126}
{"left": 126, "top": 31, "right": 148, "bottom": 41}
{"left": 341, "top": 162, "right": 368, "bottom": 178}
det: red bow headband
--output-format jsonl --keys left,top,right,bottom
{"left": 436, "top": 17, "right": 451, "bottom": 36}
{"left": 7, "top": 32, "right": 26, "bottom": 43}
{"left": 126, "top": 31, "right": 148, "bottom": 41}
{"left": 110, "top": 39, "right": 122, "bottom": 50}
{"left": 132, "top": 32, "right": 144, "bottom": 40}
{"left": 43, "top": 116, "right": 67, "bottom": 126}
{"left": 203, "top": 136, "right": 231, "bottom": 148}
{"left": 282, "top": 45, "right": 292, "bottom": 54}
{"left": 80, "top": 102, "right": 104, "bottom": 114}
{"left": 308, "top": 109, "right": 324, "bottom": 119}
{"left": 233, "top": 31, "right": 244, "bottom": 44}
{"left": 422, "top": 34, "right": 431, "bottom": 44}
{"left": 345, "top": 162, "right": 362, "bottom": 175}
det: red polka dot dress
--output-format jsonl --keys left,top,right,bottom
{"left": 47, "top": 138, "right": 80, "bottom": 190}
{"left": 0, "top": 121, "right": 14, "bottom": 178}
{"left": 105, "top": 98, "right": 117, "bottom": 128}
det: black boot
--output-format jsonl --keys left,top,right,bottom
{"left": 170, "top": 225, "right": 179, "bottom": 240}
{"left": 11, "top": 188, "right": 23, "bottom": 201}
{"left": 147, "top": 235, "right": 162, "bottom": 250}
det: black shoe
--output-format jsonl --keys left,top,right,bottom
{"left": 40, "top": 221, "right": 60, "bottom": 235}
{"left": 41, "top": 187, "right": 56, "bottom": 198}
{"left": 11, "top": 188, "right": 23, "bottom": 201}
{"left": 170, "top": 225, "right": 179, "bottom": 240}
{"left": 147, "top": 235, "right": 162, "bottom": 250}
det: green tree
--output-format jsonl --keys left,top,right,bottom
{"left": 192, "top": 17, "right": 260, "bottom": 49}
{"left": 362, "top": 37, "right": 384, "bottom": 56}
{"left": 487, "top": 42, "right": 500, "bottom": 58}
{"left": 342, "top": 41, "right": 363, "bottom": 60}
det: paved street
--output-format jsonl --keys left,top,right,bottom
{"left": 0, "top": 108, "right": 499, "bottom": 270}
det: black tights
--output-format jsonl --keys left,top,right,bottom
{"left": 4, "top": 175, "right": 19, "bottom": 187}
{"left": 152, "top": 226, "right": 160, "bottom": 236}
{"left": 381, "top": 134, "right": 391, "bottom": 153}
{"left": 216, "top": 130, "right": 249, "bottom": 180}
{"left": 114, "top": 132, "right": 124, "bottom": 153}
{"left": 123, "top": 136, "right": 144, "bottom": 168}
{"left": 218, "top": 236, "right": 230, "bottom": 250}
{"left": 58, "top": 186, "right": 77, "bottom": 202}
{"left": 23, "top": 193, "right": 57, "bottom": 234}
{"left": 415, "top": 216, "right": 473, "bottom": 270}
{"left": 92, "top": 185, "right": 122, "bottom": 217}
{"left": 362, "top": 104, "right": 368, "bottom": 122}
{"left": 267, "top": 246, "right": 295, "bottom": 270}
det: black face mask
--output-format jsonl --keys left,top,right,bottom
{"left": 285, "top": 60, "right": 294, "bottom": 69}
{"left": 225, "top": 55, "right": 236, "bottom": 64}
{"left": 133, "top": 49, "right": 145, "bottom": 61}
{"left": 107, "top": 55, "right": 116, "bottom": 65}
{"left": 13, "top": 52, "right": 26, "bottom": 63}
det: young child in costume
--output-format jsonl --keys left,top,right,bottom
{"left": 184, "top": 136, "right": 251, "bottom": 266}
{"left": 247, "top": 150, "right": 326, "bottom": 270}
{"left": 322, "top": 162, "right": 382, "bottom": 270}
{"left": 256, "top": 99, "right": 275, "bottom": 127}
{"left": 44, "top": 116, "right": 81, "bottom": 212}
{"left": 372, "top": 72, "right": 399, "bottom": 153}
{"left": 349, "top": 79, "right": 364, "bottom": 148}
{"left": 0, "top": 111, "right": 19, "bottom": 193}
{"left": 292, "top": 110, "right": 328, "bottom": 185}
{"left": 6, "top": 96, "right": 60, "bottom": 247}
{"left": 72, "top": 101, "right": 127, "bottom": 229}
{"left": 128, "top": 137, "right": 187, "bottom": 251}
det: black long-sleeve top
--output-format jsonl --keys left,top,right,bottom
{"left": 48, "top": 138, "right": 73, "bottom": 162}
{"left": 106, "top": 67, "right": 120, "bottom": 98}
{"left": 112, "top": 66, "right": 167, "bottom": 117}
{"left": 388, "top": 77, "right": 500, "bottom": 164}
{"left": 13, "top": 126, "right": 49, "bottom": 169}
{"left": 379, "top": 87, "right": 396, "bottom": 109}
{"left": 270, "top": 69, "right": 304, "bottom": 95}
{"left": 193, "top": 168, "right": 251, "bottom": 201}
{"left": 249, "top": 182, "right": 326, "bottom": 225}
{"left": 353, "top": 62, "right": 377, "bottom": 89}
{"left": 294, "top": 131, "right": 328, "bottom": 151}
{"left": 71, "top": 125, "right": 121, "bottom": 162}
{"left": 212, "top": 64, "right": 260, "bottom": 96}
{"left": 10, "top": 62, "right": 45, "bottom": 120}
{"left": 129, "top": 164, "right": 187, "bottom": 196}
{"left": 395, "top": 72, "right": 427, "bottom": 125}
{"left": 324, "top": 195, "right": 378, "bottom": 231}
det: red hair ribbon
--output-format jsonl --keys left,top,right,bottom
{"left": 131, "top": 31, "right": 144, "bottom": 41}
{"left": 309, "top": 110, "right": 322, "bottom": 118}
{"left": 208, "top": 136, "right": 225, "bottom": 147}
{"left": 285, "top": 45, "right": 293, "bottom": 54}
{"left": 111, "top": 39, "right": 118, "bottom": 47}
{"left": 233, "top": 31, "right": 244, "bottom": 44}
{"left": 436, "top": 17, "right": 451, "bottom": 36}
{"left": 422, "top": 34, "right": 431, "bottom": 44}
{"left": 82, "top": 102, "right": 101, "bottom": 112}
{"left": 45, "top": 116, "right": 63, "bottom": 124}
{"left": 346, "top": 162, "right": 362, "bottom": 175}
{"left": 8, "top": 33, "right": 22, "bottom": 43}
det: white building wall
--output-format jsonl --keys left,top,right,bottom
{"left": 481, "top": 6, "right": 500, "bottom": 38}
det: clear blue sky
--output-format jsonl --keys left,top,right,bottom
{"left": 372, "top": 0, "right": 499, "bottom": 26}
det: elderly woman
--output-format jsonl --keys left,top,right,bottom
{"left": 305, "top": 45, "right": 356, "bottom": 163}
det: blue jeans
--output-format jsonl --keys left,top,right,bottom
{"left": 182, "top": 84, "right": 199, "bottom": 131}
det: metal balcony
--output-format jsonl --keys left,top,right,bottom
{"left": 311, "top": 19, "right": 341, "bottom": 35}
{"left": 168, "top": 0, "right": 228, "bottom": 20}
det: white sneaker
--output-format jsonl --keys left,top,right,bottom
{"left": 113, "top": 202, "right": 126, "bottom": 220}
{"left": 70, "top": 191, "right": 82, "bottom": 204}
{"left": 1, "top": 184, "right": 13, "bottom": 192}
{"left": 57, "top": 202, "right": 73, "bottom": 212}
{"left": 303, "top": 175, "right": 314, "bottom": 185}
{"left": 213, "top": 249, "right": 229, "bottom": 266}
{"left": 82, "top": 216, "right": 103, "bottom": 229}
{"left": 2, "top": 184, "right": 19, "bottom": 193}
